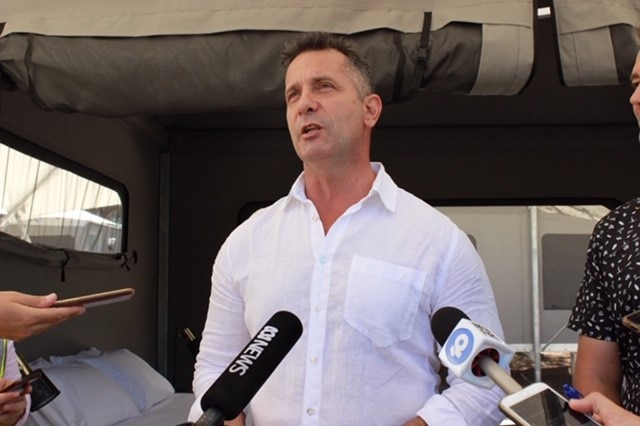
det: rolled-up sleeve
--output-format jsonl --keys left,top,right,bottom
{"left": 420, "top": 230, "right": 507, "bottom": 425}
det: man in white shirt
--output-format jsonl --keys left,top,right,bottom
{"left": 189, "top": 32, "right": 506, "bottom": 425}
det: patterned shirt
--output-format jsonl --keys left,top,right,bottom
{"left": 568, "top": 197, "right": 640, "bottom": 414}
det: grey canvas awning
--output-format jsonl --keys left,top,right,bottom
{"left": 553, "top": 0, "right": 640, "bottom": 86}
{"left": 0, "top": 0, "right": 638, "bottom": 118}
{"left": 0, "top": 0, "right": 535, "bottom": 116}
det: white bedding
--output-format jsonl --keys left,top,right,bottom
{"left": 25, "top": 348, "right": 194, "bottom": 426}
{"left": 115, "top": 393, "right": 193, "bottom": 426}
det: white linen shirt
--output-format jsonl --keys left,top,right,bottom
{"left": 189, "top": 163, "right": 506, "bottom": 425}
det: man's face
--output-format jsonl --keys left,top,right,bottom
{"left": 284, "top": 49, "right": 378, "bottom": 165}
{"left": 631, "top": 51, "right": 640, "bottom": 124}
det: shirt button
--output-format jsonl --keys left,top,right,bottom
{"left": 306, "top": 408, "right": 315, "bottom": 416}
{"left": 312, "top": 216, "right": 319, "bottom": 221}
{"left": 319, "top": 256, "right": 327, "bottom": 264}
{"left": 310, "top": 356, "right": 318, "bottom": 364}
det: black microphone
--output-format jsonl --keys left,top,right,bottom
{"left": 187, "top": 311, "right": 303, "bottom": 426}
{"left": 431, "top": 306, "right": 521, "bottom": 395}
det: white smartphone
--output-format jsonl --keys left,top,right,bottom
{"left": 53, "top": 287, "right": 135, "bottom": 308}
{"left": 499, "top": 382, "right": 601, "bottom": 426}
{"left": 622, "top": 309, "right": 640, "bottom": 334}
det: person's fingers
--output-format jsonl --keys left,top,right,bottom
{"left": 31, "top": 306, "right": 86, "bottom": 328}
{"left": 0, "top": 392, "right": 24, "bottom": 407}
{"left": 31, "top": 293, "right": 58, "bottom": 308}
{"left": 568, "top": 397, "right": 592, "bottom": 412}
{"left": 21, "top": 384, "right": 32, "bottom": 396}
{"left": 12, "top": 305, "right": 85, "bottom": 341}
{"left": 0, "top": 391, "right": 27, "bottom": 413}
{"left": 1, "top": 396, "right": 26, "bottom": 413}
{"left": 0, "top": 378, "right": 11, "bottom": 390}
{"left": 3, "top": 291, "right": 57, "bottom": 308}
{"left": 0, "top": 291, "right": 85, "bottom": 340}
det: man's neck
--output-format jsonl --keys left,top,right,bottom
{"left": 303, "top": 161, "right": 376, "bottom": 233}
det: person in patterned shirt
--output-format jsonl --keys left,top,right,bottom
{"left": 567, "top": 47, "right": 640, "bottom": 415}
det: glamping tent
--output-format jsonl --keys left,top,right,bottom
{"left": 0, "top": 0, "right": 639, "bottom": 393}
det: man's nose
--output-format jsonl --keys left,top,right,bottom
{"left": 297, "top": 90, "right": 318, "bottom": 114}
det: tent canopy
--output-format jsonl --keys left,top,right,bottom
{"left": 0, "top": 1, "right": 638, "bottom": 124}
{"left": 0, "top": 0, "right": 538, "bottom": 117}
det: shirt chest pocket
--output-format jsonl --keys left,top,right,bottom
{"left": 344, "top": 255, "right": 427, "bottom": 347}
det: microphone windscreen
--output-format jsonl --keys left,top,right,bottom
{"left": 200, "top": 311, "right": 303, "bottom": 419}
{"left": 431, "top": 306, "right": 469, "bottom": 346}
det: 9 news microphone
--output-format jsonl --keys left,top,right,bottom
{"left": 180, "top": 311, "right": 303, "bottom": 426}
{"left": 431, "top": 306, "right": 522, "bottom": 395}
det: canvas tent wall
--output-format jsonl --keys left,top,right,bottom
{"left": 0, "top": 0, "right": 537, "bottom": 117}
{"left": 0, "top": 91, "right": 161, "bottom": 367}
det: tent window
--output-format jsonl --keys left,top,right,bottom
{"left": 0, "top": 142, "right": 123, "bottom": 254}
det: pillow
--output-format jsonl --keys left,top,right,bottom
{"left": 49, "top": 347, "right": 102, "bottom": 365}
{"left": 80, "top": 349, "right": 175, "bottom": 411}
{"left": 27, "top": 363, "right": 140, "bottom": 426}
{"left": 28, "top": 357, "right": 53, "bottom": 370}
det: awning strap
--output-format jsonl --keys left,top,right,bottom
{"left": 415, "top": 12, "right": 432, "bottom": 89}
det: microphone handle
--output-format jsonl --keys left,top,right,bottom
{"left": 194, "top": 407, "right": 226, "bottom": 426}
{"left": 478, "top": 356, "right": 522, "bottom": 395}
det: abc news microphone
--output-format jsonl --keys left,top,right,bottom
{"left": 179, "top": 311, "right": 303, "bottom": 426}
{"left": 431, "top": 306, "right": 522, "bottom": 395}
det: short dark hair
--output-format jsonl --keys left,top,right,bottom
{"left": 281, "top": 32, "right": 374, "bottom": 97}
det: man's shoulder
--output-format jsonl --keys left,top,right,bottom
{"left": 242, "top": 197, "right": 289, "bottom": 220}
{"left": 613, "top": 196, "right": 640, "bottom": 212}
{"left": 395, "top": 188, "right": 455, "bottom": 223}
{"left": 597, "top": 197, "right": 640, "bottom": 228}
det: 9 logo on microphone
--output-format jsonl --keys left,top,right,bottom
{"left": 445, "top": 328, "right": 474, "bottom": 365}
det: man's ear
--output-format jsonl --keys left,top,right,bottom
{"left": 363, "top": 94, "right": 383, "bottom": 128}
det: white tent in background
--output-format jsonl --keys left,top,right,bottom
{"left": 0, "top": 144, "right": 120, "bottom": 218}
{"left": 27, "top": 210, "right": 121, "bottom": 253}
{"left": 35, "top": 209, "right": 119, "bottom": 227}
{"left": 0, "top": 144, "right": 123, "bottom": 253}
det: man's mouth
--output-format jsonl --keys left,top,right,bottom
{"left": 302, "top": 124, "right": 320, "bottom": 135}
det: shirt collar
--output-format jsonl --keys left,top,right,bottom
{"left": 287, "top": 162, "right": 397, "bottom": 212}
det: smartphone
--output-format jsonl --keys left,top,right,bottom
{"left": 53, "top": 287, "right": 135, "bottom": 308}
{"left": 622, "top": 309, "right": 640, "bottom": 334}
{"left": 0, "top": 370, "right": 42, "bottom": 393}
{"left": 499, "top": 382, "right": 601, "bottom": 426}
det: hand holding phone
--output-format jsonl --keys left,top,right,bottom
{"left": 53, "top": 287, "right": 135, "bottom": 308}
{"left": 0, "top": 370, "right": 41, "bottom": 394}
{"left": 500, "top": 382, "right": 601, "bottom": 425}
{"left": 622, "top": 309, "right": 640, "bottom": 334}
{"left": 0, "top": 374, "right": 31, "bottom": 425}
